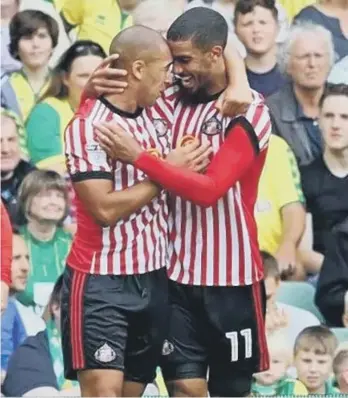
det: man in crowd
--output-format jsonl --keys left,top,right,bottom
{"left": 267, "top": 21, "right": 334, "bottom": 165}
{"left": 95, "top": 8, "right": 272, "bottom": 397}
{"left": 0, "top": 109, "right": 34, "bottom": 224}
{"left": 299, "top": 84, "right": 348, "bottom": 280}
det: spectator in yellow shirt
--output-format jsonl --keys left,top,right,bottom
{"left": 278, "top": 0, "right": 314, "bottom": 20}
{"left": 59, "top": 0, "right": 134, "bottom": 54}
{"left": 1, "top": 10, "right": 59, "bottom": 122}
{"left": 255, "top": 135, "right": 306, "bottom": 279}
{"left": 25, "top": 40, "right": 106, "bottom": 174}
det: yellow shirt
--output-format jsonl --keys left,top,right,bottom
{"left": 255, "top": 135, "right": 305, "bottom": 254}
{"left": 278, "top": 0, "right": 315, "bottom": 20}
{"left": 6, "top": 71, "right": 50, "bottom": 123}
{"left": 60, "top": 0, "right": 133, "bottom": 54}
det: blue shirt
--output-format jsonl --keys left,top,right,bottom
{"left": 246, "top": 64, "right": 287, "bottom": 98}
{"left": 296, "top": 102, "right": 322, "bottom": 159}
{"left": 1, "top": 297, "right": 27, "bottom": 371}
{"left": 3, "top": 330, "right": 59, "bottom": 396}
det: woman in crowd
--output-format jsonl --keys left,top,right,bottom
{"left": 1, "top": 10, "right": 58, "bottom": 123}
{"left": 16, "top": 170, "right": 71, "bottom": 314}
{"left": 25, "top": 40, "right": 106, "bottom": 174}
{"left": 294, "top": 0, "right": 348, "bottom": 61}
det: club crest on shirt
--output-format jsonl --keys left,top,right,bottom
{"left": 201, "top": 116, "right": 222, "bottom": 136}
{"left": 94, "top": 343, "right": 116, "bottom": 363}
{"left": 153, "top": 118, "right": 168, "bottom": 137}
{"left": 162, "top": 340, "right": 174, "bottom": 355}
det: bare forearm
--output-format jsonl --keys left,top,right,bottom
{"left": 225, "top": 34, "right": 249, "bottom": 86}
{"left": 280, "top": 202, "right": 306, "bottom": 246}
{"left": 75, "top": 179, "right": 160, "bottom": 226}
{"left": 297, "top": 249, "right": 324, "bottom": 273}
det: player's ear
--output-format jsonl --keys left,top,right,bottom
{"left": 209, "top": 45, "right": 224, "bottom": 62}
{"left": 132, "top": 60, "right": 146, "bottom": 80}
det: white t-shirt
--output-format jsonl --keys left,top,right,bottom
{"left": 276, "top": 301, "right": 321, "bottom": 349}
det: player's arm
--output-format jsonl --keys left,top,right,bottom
{"left": 66, "top": 117, "right": 160, "bottom": 226}
{"left": 95, "top": 101, "right": 271, "bottom": 207}
{"left": 84, "top": 41, "right": 252, "bottom": 116}
{"left": 216, "top": 34, "right": 253, "bottom": 116}
{"left": 73, "top": 178, "right": 160, "bottom": 226}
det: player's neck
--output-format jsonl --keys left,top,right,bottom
{"left": 323, "top": 147, "right": 348, "bottom": 176}
{"left": 22, "top": 64, "right": 50, "bottom": 94}
{"left": 26, "top": 219, "right": 57, "bottom": 242}
{"left": 103, "top": 92, "right": 140, "bottom": 114}
{"left": 245, "top": 48, "right": 277, "bottom": 74}
{"left": 206, "top": 66, "right": 228, "bottom": 96}
{"left": 293, "top": 84, "right": 324, "bottom": 119}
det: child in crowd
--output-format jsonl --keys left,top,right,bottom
{"left": 252, "top": 331, "right": 308, "bottom": 396}
{"left": 333, "top": 349, "right": 348, "bottom": 394}
{"left": 294, "top": 325, "right": 340, "bottom": 395}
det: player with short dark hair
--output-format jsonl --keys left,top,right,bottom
{"left": 95, "top": 8, "right": 272, "bottom": 397}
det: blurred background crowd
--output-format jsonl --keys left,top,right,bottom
{"left": 1, "top": 0, "right": 348, "bottom": 396}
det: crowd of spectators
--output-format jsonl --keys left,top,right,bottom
{"left": 1, "top": 0, "right": 348, "bottom": 396}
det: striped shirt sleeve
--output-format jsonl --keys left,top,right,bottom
{"left": 65, "top": 116, "right": 113, "bottom": 182}
{"left": 243, "top": 93, "right": 272, "bottom": 153}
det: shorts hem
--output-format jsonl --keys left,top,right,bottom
{"left": 162, "top": 362, "right": 207, "bottom": 382}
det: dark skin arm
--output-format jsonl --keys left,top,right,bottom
{"left": 74, "top": 178, "right": 160, "bottom": 226}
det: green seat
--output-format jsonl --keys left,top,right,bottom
{"left": 276, "top": 281, "right": 325, "bottom": 322}
{"left": 331, "top": 328, "right": 348, "bottom": 344}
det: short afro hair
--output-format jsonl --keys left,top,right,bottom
{"left": 167, "top": 7, "right": 228, "bottom": 51}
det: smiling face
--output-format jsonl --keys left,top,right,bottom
{"left": 29, "top": 189, "right": 66, "bottom": 223}
{"left": 168, "top": 38, "right": 223, "bottom": 97}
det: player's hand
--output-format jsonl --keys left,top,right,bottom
{"left": 94, "top": 121, "right": 142, "bottom": 163}
{"left": 275, "top": 241, "right": 297, "bottom": 278}
{"left": 216, "top": 83, "right": 253, "bottom": 117}
{"left": 166, "top": 139, "right": 213, "bottom": 172}
{"left": 1, "top": 281, "right": 9, "bottom": 314}
{"left": 83, "top": 54, "right": 128, "bottom": 98}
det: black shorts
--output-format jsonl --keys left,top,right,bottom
{"left": 161, "top": 280, "right": 269, "bottom": 397}
{"left": 61, "top": 265, "right": 169, "bottom": 384}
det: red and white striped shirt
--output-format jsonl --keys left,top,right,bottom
{"left": 65, "top": 95, "right": 173, "bottom": 275}
{"left": 167, "top": 90, "right": 271, "bottom": 286}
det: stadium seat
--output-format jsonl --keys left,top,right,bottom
{"left": 276, "top": 281, "right": 325, "bottom": 322}
{"left": 331, "top": 328, "right": 348, "bottom": 344}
